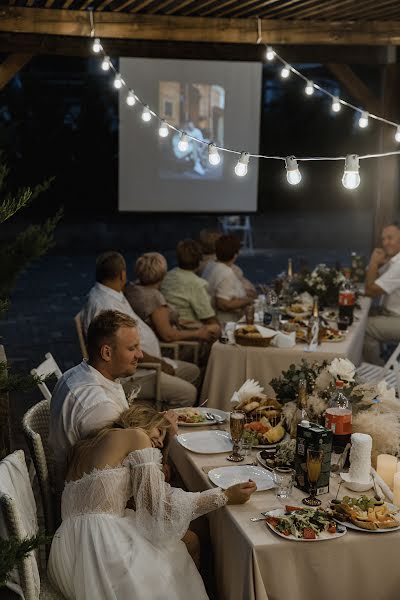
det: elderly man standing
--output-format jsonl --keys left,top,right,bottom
{"left": 363, "top": 223, "right": 400, "bottom": 364}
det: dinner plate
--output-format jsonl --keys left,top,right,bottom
{"left": 333, "top": 504, "right": 400, "bottom": 533}
{"left": 176, "top": 430, "right": 232, "bottom": 454}
{"left": 265, "top": 508, "right": 347, "bottom": 542}
{"left": 208, "top": 465, "right": 275, "bottom": 492}
{"left": 256, "top": 451, "right": 273, "bottom": 470}
{"left": 175, "top": 407, "right": 228, "bottom": 427}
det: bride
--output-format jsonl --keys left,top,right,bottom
{"left": 48, "top": 404, "right": 256, "bottom": 599}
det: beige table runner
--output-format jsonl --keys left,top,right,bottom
{"left": 201, "top": 297, "right": 371, "bottom": 410}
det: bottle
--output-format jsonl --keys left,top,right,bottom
{"left": 307, "top": 297, "right": 322, "bottom": 345}
{"left": 287, "top": 258, "right": 293, "bottom": 280}
{"left": 338, "top": 276, "right": 356, "bottom": 326}
{"left": 325, "top": 380, "right": 352, "bottom": 449}
{"left": 290, "top": 378, "right": 309, "bottom": 439}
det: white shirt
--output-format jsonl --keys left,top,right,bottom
{"left": 48, "top": 361, "right": 128, "bottom": 491}
{"left": 82, "top": 282, "right": 161, "bottom": 358}
{"left": 375, "top": 252, "right": 400, "bottom": 316}
{"left": 202, "top": 261, "right": 246, "bottom": 302}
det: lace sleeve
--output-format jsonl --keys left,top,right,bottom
{"left": 125, "top": 448, "right": 227, "bottom": 543}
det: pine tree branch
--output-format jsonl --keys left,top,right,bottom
{"left": 0, "top": 534, "right": 51, "bottom": 588}
{"left": 0, "top": 177, "right": 54, "bottom": 225}
{"left": 0, "top": 362, "right": 52, "bottom": 394}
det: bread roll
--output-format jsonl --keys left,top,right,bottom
{"left": 243, "top": 401, "right": 260, "bottom": 413}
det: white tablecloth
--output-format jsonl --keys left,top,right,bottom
{"left": 201, "top": 297, "right": 371, "bottom": 410}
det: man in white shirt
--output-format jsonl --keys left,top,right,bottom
{"left": 82, "top": 251, "right": 199, "bottom": 407}
{"left": 202, "top": 234, "right": 253, "bottom": 324}
{"left": 49, "top": 310, "right": 142, "bottom": 491}
{"left": 363, "top": 223, "right": 400, "bottom": 364}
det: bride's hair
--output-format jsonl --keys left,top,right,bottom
{"left": 68, "top": 404, "right": 172, "bottom": 468}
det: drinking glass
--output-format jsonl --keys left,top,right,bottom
{"left": 273, "top": 467, "right": 295, "bottom": 501}
{"left": 337, "top": 315, "right": 350, "bottom": 331}
{"left": 245, "top": 304, "right": 255, "bottom": 325}
{"left": 330, "top": 446, "right": 344, "bottom": 476}
{"left": 227, "top": 411, "right": 245, "bottom": 462}
{"left": 303, "top": 448, "right": 324, "bottom": 506}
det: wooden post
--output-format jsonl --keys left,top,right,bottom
{"left": 0, "top": 53, "right": 32, "bottom": 90}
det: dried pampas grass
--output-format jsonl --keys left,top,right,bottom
{"left": 353, "top": 410, "right": 400, "bottom": 467}
{"left": 282, "top": 402, "right": 296, "bottom": 426}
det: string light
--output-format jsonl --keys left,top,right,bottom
{"left": 126, "top": 90, "right": 136, "bottom": 106}
{"left": 158, "top": 120, "right": 169, "bottom": 138}
{"left": 342, "top": 154, "right": 360, "bottom": 189}
{"left": 178, "top": 133, "right": 189, "bottom": 152}
{"left": 208, "top": 143, "right": 221, "bottom": 166}
{"left": 92, "top": 38, "right": 102, "bottom": 53}
{"left": 280, "top": 64, "right": 291, "bottom": 79}
{"left": 358, "top": 111, "right": 369, "bottom": 128}
{"left": 331, "top": 97, "right": 341, "bottom": 113}
{"left": 305, "top": 80, "right": 314, "bottom": 96}
{"left": 395, "top": 127, "right": 400, "bottom": 143}
{"left": 141, "top": 106, "right": 152, "bottom": 122}
{"left": 101, "top": 56, "right": 111, "bottom": 71}
{"left": 113, "top": 74, "right": 123, "bottom": 89}
{"left": 265, "top": 46, "right": 275, "bottom": 61}
{"left": 285, "top": 156, "right": 302, "bottom": 185}
{"left": 235, "top": 152, "right": 249, "bottom": 177}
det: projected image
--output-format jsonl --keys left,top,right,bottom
{"left": 158, "top": 81, "right": 225, "bottom": 180}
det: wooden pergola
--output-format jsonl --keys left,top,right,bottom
{"left": 1, "top": 0, "right": 400, "bottom": 240}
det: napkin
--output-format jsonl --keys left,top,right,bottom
{"left": 375, "top": 381, "right": 397, "bottom": 403}
{"left": 230, "top": 378, "right": 264, "bottom": 404}
{"left": 298, "top": 291, "right": 314, "bottom": 308}
{"left": 254, "top": 325, "right": 276, "bottom": 338}
{"left": 270, "top": 331, "right": 296, "bottom": 348}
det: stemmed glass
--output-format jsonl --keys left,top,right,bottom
{"left": 227, "top": 411, "right": 245, "bottom": 462}
{"left": 302, "top": 447, "right": 324, "bottom": 506}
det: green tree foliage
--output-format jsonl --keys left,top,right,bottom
{"left": 0, "top": 534, "right": 51, "bottom": 588}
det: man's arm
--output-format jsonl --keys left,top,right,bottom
{"left": 365, "top": 249, "right": 386, "bottom": 297}
{"left": 216, "top": 296, "right": 252, "bottom": 311}
{"left": 139, "top": 351, "right": 175, "bottom": 376}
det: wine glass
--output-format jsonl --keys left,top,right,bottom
{"left": 227, "top": 411, "right": 245, "bottom": 462}
{"left": 302, "top": 447, "right": 324, "bottom": 506}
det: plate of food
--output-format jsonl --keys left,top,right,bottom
{"left": 208, "top": 465, "right": 275, "bottom": 492}
{"left": 286, "top": 303, "right": 312, "bottom": 319}
{"left": 243, "top": 424, "right": 289, "bottom": 449}
{"left": 174, "top": 407, "right": 227, "bottom": 426}
{"left": 234, "top": 395, "right": 287, "bottom": 447}
{"left": 330, "top": 495, "right": 400, "bottom": 532}
{"left": 265, "top": 506, "right": 347, "bottom": 541}
{"left": 321, "top": 327, "right": 345, "bottom": 343}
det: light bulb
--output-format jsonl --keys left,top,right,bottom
{"left": 101, "top": 56, "right": 111, "bottom": 71}
{"left": 285, "top": 156, "right": 302, "bottom": 185}
{"left": 265, "top": 46, "right": 275, "bottom": 61}
{"left": 141, "top": 106, "right": 151, "bottom": 122}
{"left": 235, "top": 152, "right": 249, "bottom": 177}
{"left": 358, "top": 111, "right": 369, "bottom": 128}
{"left": 113, "top": 74, "right": 123, "bottom": 89}
{"left": 281, "top": 64, "right": 290, "bottom": 79}
{"left": 126, "top": 90, "right": 136, "bottom": 106}
{"left": 158, "top": 121, "right": 169, "bottom": 138}
{"left": 305, "top": 80, "right": 314, "bottom": 95}
{"left": 178, "top": 133, "right": 189, "bottom": 152}
{"left": 395, "top": 126, "right": 400, "bottom": 142}
{"left": 342, "top": 154, "right": 360, "bottom": 189}
{"left": 332, "top": 97, "right": 341, "bottom": 113}
{"left": 92, "top": 38, "right": 102, "bottom": 53}
{"left": 208, "top": 143, "right": 221, "bottom": 166}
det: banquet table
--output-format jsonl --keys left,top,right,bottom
{"left": 170, "top": 421, "right": 400, "bottom": 600}
{"left": 201, "top": 296, "right": 371, "bottom": 410}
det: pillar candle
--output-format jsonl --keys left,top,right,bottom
{"left": 376, "top": 454, "right": 398, "bottom": 489}
{"left": 397, "top": 461, "right": 400, "bottom": 473}
{"left": 393, "top": 473, "right": 400, "bottom": 507}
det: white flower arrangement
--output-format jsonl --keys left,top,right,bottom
{"left": 327, "top": 357, "right": 356, "bottom": 383}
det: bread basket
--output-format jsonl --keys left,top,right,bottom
{"left": 234, "top": 326, "right": 276, "bottom": 347}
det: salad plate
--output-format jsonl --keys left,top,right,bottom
{"left": 176, "top": 431, "right": 232, "bottom": 454}
{"left": 265, "top": 507, "right": 347, "bottom": 542}
{"left": 208, "top": 465, "right": 274, "bottom": 492}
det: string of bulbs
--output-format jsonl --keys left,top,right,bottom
{"left": 89, "top": 20, "right": 400, "bottom": 191}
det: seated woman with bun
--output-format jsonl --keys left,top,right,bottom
{"left": 125, "top": 252, "right": 219, "bottom": 344}
{"left": 48, "top": 404, "right": 256, "bottom": 600}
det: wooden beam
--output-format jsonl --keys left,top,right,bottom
{"left": 326, "top": 63, "right": 382, "bottom": 115}
{"left": 0, "top": 53, "right": 32, "bottom": 90}
{"left": 2, "top": 7, "right": 400, "bottom": 45}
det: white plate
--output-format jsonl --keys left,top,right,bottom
{"left": 256, "top": 451, "right": 273, "bottom": 470}
{"left": 340, "top": 472, "right": 373, "bottom": 492}
{"left": 265, "top": 508, "right": 347, "bottom": 542}
{"left": 333, "top": 503, "right": 400, "bottom": 533}
{"left": 176, "top": 430, "right": 233, "bottom": 454}
{"left": 174, "top": 407, "right": 228, "bottom": 427}
{"left": 208, "top": 465, "right": 275, "bottom": 491}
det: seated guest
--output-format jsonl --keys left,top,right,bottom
{"left": 81, "top": 251, "right": 200, "bottom": 407}
{"left": 202, "top": 234, "right": 253, "bottom": 323}
{"left": 48, "top": 403, "right": 256, "bottom": 600}
{"left": 161, "top": 240, "right": 220, "bottom": 329}
{"left": 198, "top": 228, "right": 257, "bottom": 298}
{"left": 125, "top": 252, "right": 219, "bottom": 343}
{"left": 363, "top": 223, "right": 400, "bottom": 364}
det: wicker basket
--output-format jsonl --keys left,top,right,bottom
{"left": 234, "top": 329, "right": 276, "bottom": 347}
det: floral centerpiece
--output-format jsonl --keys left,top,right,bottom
{"left": 298, "top": 263, "right": 346, "bottom": 307}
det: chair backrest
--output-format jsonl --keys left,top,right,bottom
{"left": 22, "top": 400, "right": 55, "bottom": 536}
{"left": 31, "top": 353, "right": 62, "bottom": 402}
{"left": 74, "top": 312, "right": 88, "bottom": 360}
{"left": 0, "top": 449, "right": 40, "bottom": 600}
{"left": 382, "top": 342, "right": 400, "bottom": 398}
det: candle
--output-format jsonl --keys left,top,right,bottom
{"left": 397, "top": 461, "right": 400, "bottom": 473}
{"left": 393, "top": 473, "right": 400, "bottom": 507}
{"left": 376, "top": 454, "right": 398, "bottom": 489}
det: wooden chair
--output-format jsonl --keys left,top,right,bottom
{"left": 356, "top": 342, "right": 400, "bottom": 398}
{"left": 0, "top": 449, "right": 63, "bottom": 599}
{"left": 31, "top": 354, "right": 63, "bottom": 402}
{"left": 74, "top": 312, "right": 88, "bottom": 360}
{"left": 160, "top": 341, "right": 200, "bottom": 365}
{"left": 22, "top": 401, "right": 55, "bottom": 537}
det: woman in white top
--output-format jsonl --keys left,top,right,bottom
{"left": 48, "top": 404, "right": 256, "bottom": 600}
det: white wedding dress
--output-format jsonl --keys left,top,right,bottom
{"left": 48, "top": 448, "right": 227, "bottom": 600}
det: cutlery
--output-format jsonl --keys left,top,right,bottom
{"left": 199, "top": 398, "right": 208, "bottom": 407}
{"left": 206, "top": 412, "right": 226, "bottom": 424}
{"left": 250, "top": 516, "right": 267, "bottom": 522}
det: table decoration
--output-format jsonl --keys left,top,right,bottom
{"left": 298, "top": 264, "right": 346, "bottom": 307}
{"left": 340, "top": 433, "right": 373, "bottom": 491}
{"left": 377, "top": 454, "right": 398, "bottom": 488}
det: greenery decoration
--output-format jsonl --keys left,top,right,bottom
{"left": 0, "top": 534, "right": 51, "bottom": 588}
{"left": 270, "top": 359, "right": 328, "bottom": 403}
